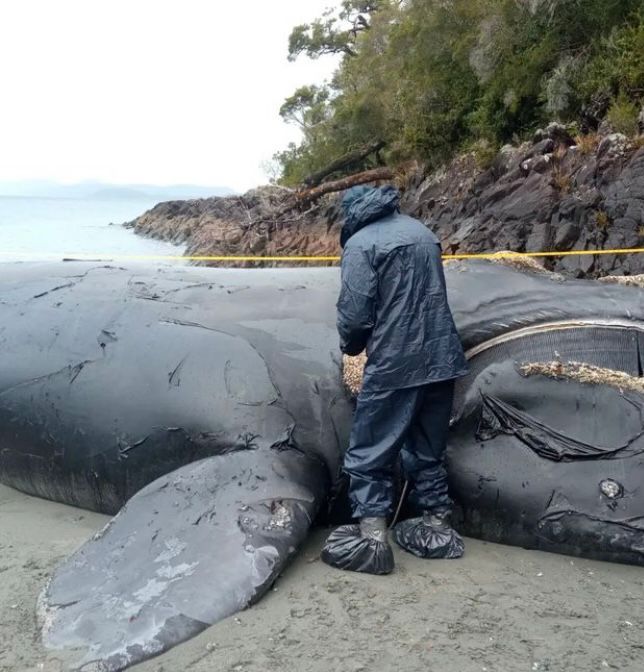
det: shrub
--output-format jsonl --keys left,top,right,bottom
{"left": 606, "top": 95, "right": 641, "bottom": 136}
{"left": 470, "top": 139, "right": 498, "bottom": 170}
{"left": 574, "top": 133, "right": 600, "bottom": 155}
{"left": 552, "top": 168, "right": 571, "bottom": 193}
{"left": 595, "top": 210, "right": 610, "bottom": 230}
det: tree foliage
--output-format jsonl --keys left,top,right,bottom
{"left": 276, "top": 0, "right": 644, "bottom": 185}
{"left": 279, "top": 85, "right": 331, "bottom": 130}
{"left": 287, "top": 1, "right": 383, "bottom": 60}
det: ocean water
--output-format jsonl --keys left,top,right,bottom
{"left": 0, "top": 196, "right": 185, "bottom": 262}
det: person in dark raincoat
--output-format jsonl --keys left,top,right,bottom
{"left": 321, "top": 185, "right": 469, "bottom": 575}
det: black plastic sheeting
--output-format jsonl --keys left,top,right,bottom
{"left": 321, "top": 524, "right": 395, "bottom": 575}
{"left": 0, "top": 260, "right": 642, "bottom": 670}
{"left": 393, "top": 517, "right": 465, "bottom": 559}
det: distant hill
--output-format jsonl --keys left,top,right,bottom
{"left": 0, "top": 180, "right": 235, "bottom": 201}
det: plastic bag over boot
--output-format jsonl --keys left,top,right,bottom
{"left": 321, "top": 517, "right": 395, "bottom": 575}
{"left": 393, "top": 512, "right": 464, "bottom": 559}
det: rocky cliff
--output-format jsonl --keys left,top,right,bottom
{"left": 127, "top": 125, "right": 644, "bottom": 277}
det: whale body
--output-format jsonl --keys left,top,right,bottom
{"left": 0, "top": 260, "right": 642, "bottom": 670}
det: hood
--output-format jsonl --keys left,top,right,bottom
{"left": 340, "top": 185, "right": 400, "bottom": 248}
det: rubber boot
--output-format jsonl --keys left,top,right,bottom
{"left": 321, "top": 516, "right": 395, "bottom": 575}
{"left": 393, "top": 510, "right": 464, "bottom": 559}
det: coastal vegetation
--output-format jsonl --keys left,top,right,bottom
{"left": 274, "top": 0, "right": 644, "bottom": 185}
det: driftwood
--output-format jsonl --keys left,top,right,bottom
{"left": 297, "top": 167, "right": 395, "bottom": 207}
{"left": 303, "top": 141, "right": 385, "bottom": 187}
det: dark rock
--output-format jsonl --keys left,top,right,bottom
{"left": 445, "top": 218, "right": 478, "bottom": 251}
{"left": 560, "top": 240, "right": 595, "bottom": 276}
{"left": 554, "top": 222, "right": 580, "bottom": 250}
{"left": 598, "top": 134, "right": 630, "bottom": 160}
{"left": 530, "top": 154, "right": 554, "bottom": 174}
{"left": 479, "top": 181, "right": 519, "bottom": 209}
{"left": 525, "top": 221, "right": 552, "bottom": 253}
{"left": 579, "top": 188, "right": 603, "bottom": 210}
{"left": 574, "top": 158, "right": 598, "bottom": 187}
{"left": 580, "top": 92, "right": 611, "bottom": 133}
{"left": 544, "top": 122, "right": 575, "bottom": 146}
{"left": 522, "top": 139, "right": 556, "bottom": 162}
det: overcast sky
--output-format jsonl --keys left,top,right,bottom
{"left": 0, "top": 1, "right": 339, "bottom": 192}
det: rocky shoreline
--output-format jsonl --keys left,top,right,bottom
{"left": 126, "top": 125, "right": 644, "bottom": 277}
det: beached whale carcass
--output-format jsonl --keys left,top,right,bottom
{"left": 0, "top": 260, "right": 642, "bottom": 671}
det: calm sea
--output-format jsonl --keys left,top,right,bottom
{"left": 0, "top": 196, "right": 184, "bottom": 262}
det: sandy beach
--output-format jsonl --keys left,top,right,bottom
{"left": 1, "top": 483, "right": 644, "bottom": 672}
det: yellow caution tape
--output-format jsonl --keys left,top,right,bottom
{"left": 1, "top": 248, "right": 643, "bottom": 262}
{"left": 446, "top": 248, "right": 644, "bottom": 261}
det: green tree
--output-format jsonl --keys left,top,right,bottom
{"left": 288, "top": 1, "right": 383, "bottom": 61}
{"left": 279, "top": 85, "right": 331, "bottom": 131}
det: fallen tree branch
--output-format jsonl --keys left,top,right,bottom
{"left": 242, "top": 167, "right": 395, "bottom": 226}
{"left": 303, "top": 141, "right": 386, "bottom": 187}
{"left": 297, "top": 167, "right": 395, "bottom": 207}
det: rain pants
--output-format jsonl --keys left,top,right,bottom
{"left": 337, "top": 185, "right": 468, "bottom": 517}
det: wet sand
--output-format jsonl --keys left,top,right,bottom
{"left": 1, "top": 483, "right": 644, "bottom": 672}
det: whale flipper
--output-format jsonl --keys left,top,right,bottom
{"left": 41, "top": 448, "right": 327, "bottom": 672}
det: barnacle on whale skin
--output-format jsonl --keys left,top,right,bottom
{"left": 489, "top": 251, "right": 564, "bottom": 279}
{"left": 342, "top": 353, "right": 366, "bottom": 397}
{"left": 519, "top": 361, "right": 644, "bottom": 394}
{"left": 598, "top": 275, "right": 644, "bottom": 289}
